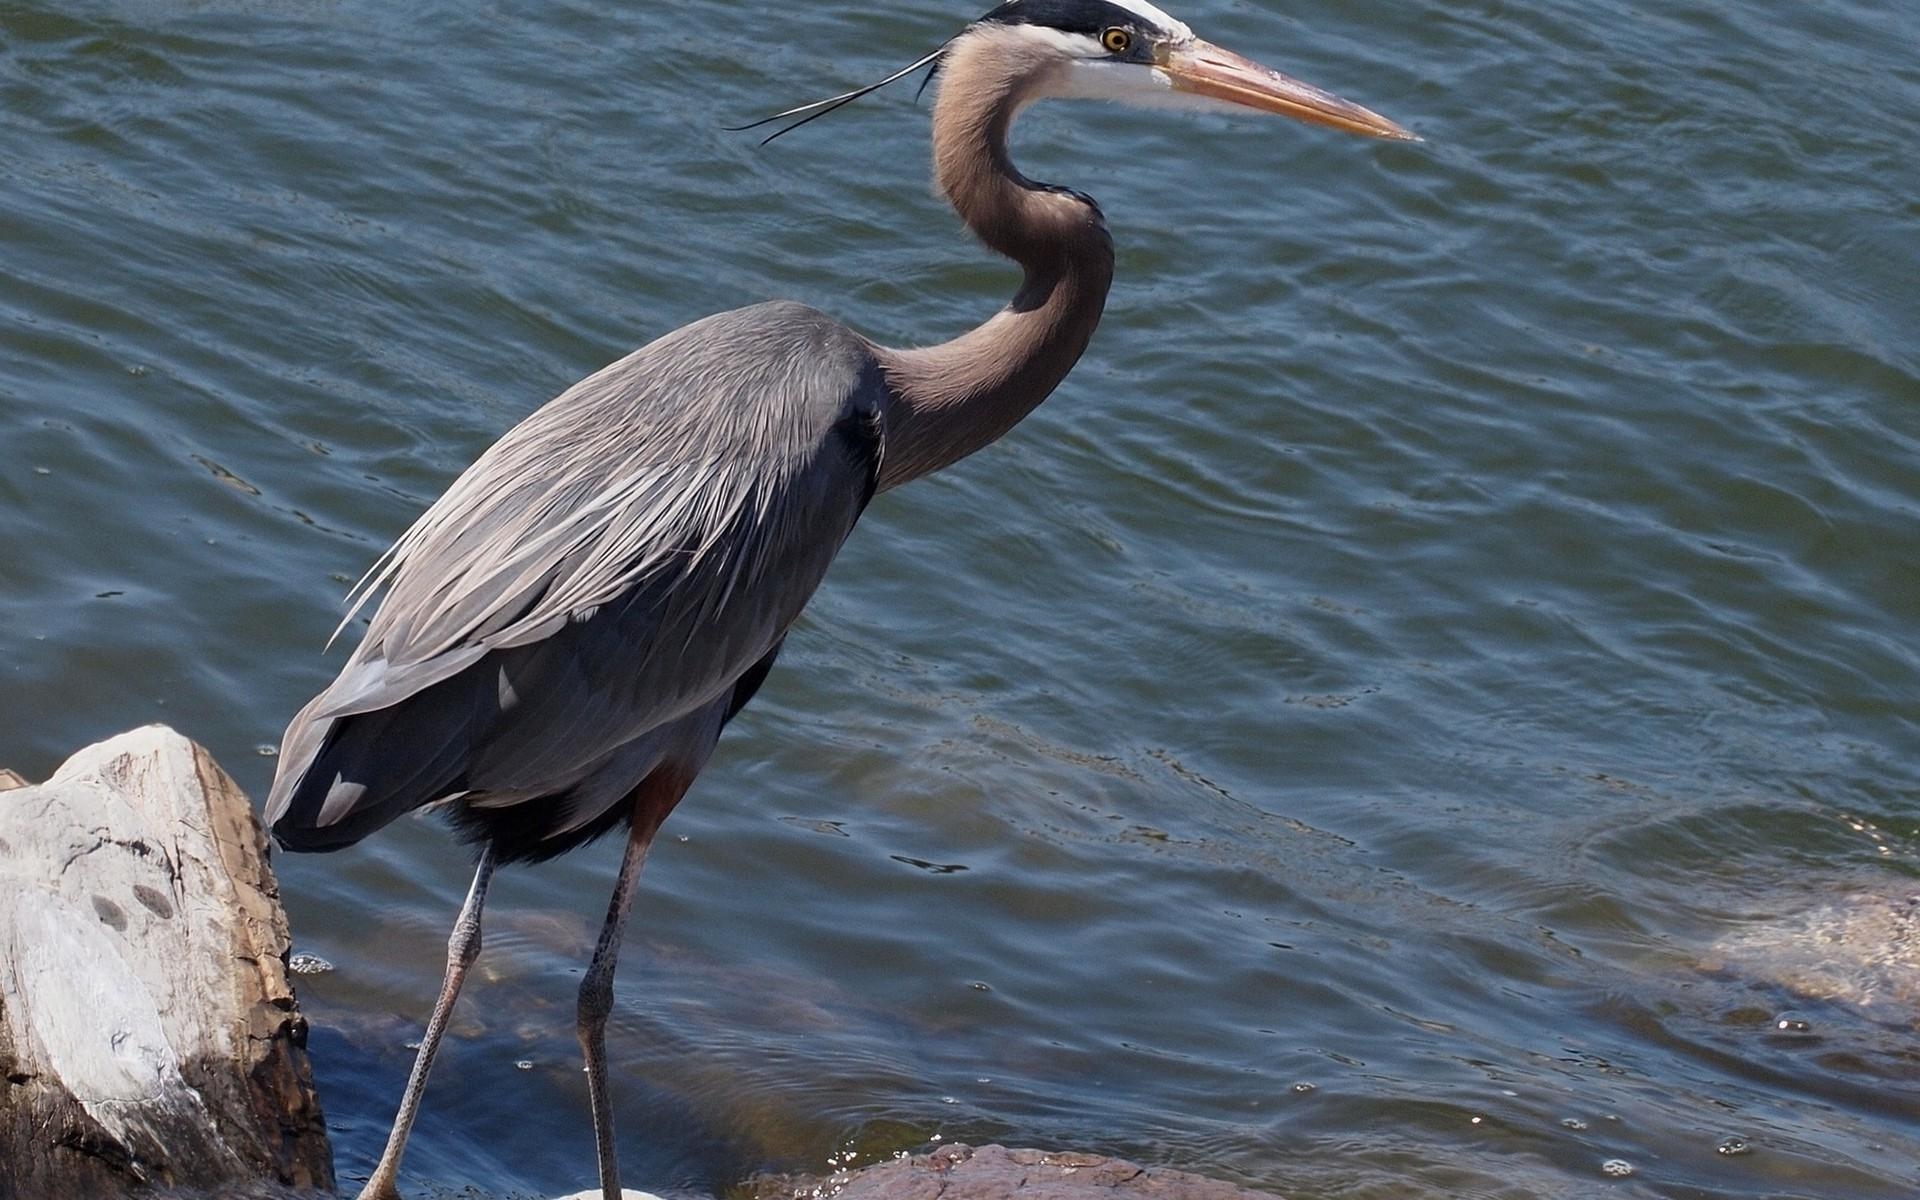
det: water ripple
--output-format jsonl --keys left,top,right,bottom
{"left": 3, "top": 0, "right": 1918, "bottom": 1197}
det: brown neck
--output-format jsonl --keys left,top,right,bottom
{"left": 872, "top": 27, "right": 1115, "bottom": 492}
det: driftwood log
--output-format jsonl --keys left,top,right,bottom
{"left": 0, "top": 726, "right": 331, "bottom": 1199}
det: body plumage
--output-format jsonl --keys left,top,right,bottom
{"left": 266, "top": 4, "right": 1412, "bottom": 1198}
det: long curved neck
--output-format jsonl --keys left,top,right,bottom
{"left": 873, "top": 29, "right": 1115, "bottom": 492}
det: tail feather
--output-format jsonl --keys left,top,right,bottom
{"left": 266, "top": 657, "right": 493, "bottom": 852}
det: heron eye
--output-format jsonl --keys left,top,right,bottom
{"left": 1101, "top": 27, "right": 1132, "bottom": 54}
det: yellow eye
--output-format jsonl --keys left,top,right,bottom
{"left": 1101, "top": 27, "right": 1132, "bottom": 54}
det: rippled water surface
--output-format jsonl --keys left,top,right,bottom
{"left": 4, "top": 1, "right": 1918, "bottom": 1196}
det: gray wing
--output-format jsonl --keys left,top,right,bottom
{"left": 267, "top": 301, "right": 885, "bottom": 848}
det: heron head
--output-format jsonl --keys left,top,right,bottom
{"left": 734, "top": 0, "right": 1414, "bottom": 145}
{"left": 972, "top": 0, "right": 1416, "bottom": 140}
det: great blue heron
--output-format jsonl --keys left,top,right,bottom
{"left": 267, "top": 1, "right": 1413, "bottom": 1197}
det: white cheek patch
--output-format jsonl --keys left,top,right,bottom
{"left": 1051, "top": 59, "right": 1245, "bottom": 114}
{"left": 1052, "top": 59, "right": 1170, "bottom": 102}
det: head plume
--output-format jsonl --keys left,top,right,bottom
{"left": 726, "top": 43, "right": 950, "bottom": 145}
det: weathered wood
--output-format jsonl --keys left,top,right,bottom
{"left": 0, "top": 726, "right": 332, "bottom": 1198}
{"left": 751, "top": 1144, "right": 1277, "bottom": 1199}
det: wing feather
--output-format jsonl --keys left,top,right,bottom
{"left": 269, "top": 302, "right": 887, "bottom": 845}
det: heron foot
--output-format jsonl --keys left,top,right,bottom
{"left": 353, "top": 1171, "right": 404, "bottom": 1200}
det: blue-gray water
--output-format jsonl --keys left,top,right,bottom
{"left": 4, "top": 1, "right": 1917, "bottom": 1197}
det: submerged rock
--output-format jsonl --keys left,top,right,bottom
{"left": 751, "top": 1143, "right": 1275, "bottom": 1198}
{"left": 1701, "top": 886, "right": 1920, "bottom": 1015}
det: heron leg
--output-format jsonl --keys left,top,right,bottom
{"left": 357, "top": 846, "right": 497, "bottom": 1200}
{"left": 577, "top": 793, "right": 672, "bottom": 1200}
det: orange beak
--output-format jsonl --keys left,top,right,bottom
{"left": 1164, "top": 39, "right": 1418, "bottom": 141}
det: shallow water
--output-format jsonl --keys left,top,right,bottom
{"left": 4, "top": 1, "right": 1917, "bottom": 1197}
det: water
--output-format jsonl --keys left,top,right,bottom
{"left": 3, "top": 0, "right": 1916, "bottom": 1196}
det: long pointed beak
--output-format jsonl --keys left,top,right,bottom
{"left": 1164, "top": 39, "right": 1418, "bottom": 142}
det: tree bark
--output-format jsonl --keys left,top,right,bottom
{"left": 0, "top": 727, "right": 332, "bottom": 1198}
